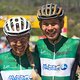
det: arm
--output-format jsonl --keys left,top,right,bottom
{"left": 32, "top": 45, "right": 41, "bottom": 76}
{"left": 70, "top": 40, "right": 80, "bottom": 80}
{"left": 77, "top": 41, "right": 80, "bottom": 67}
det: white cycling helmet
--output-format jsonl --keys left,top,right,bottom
{"left": 3, "top": 16, "right": 31, "bottom": 36}
{"left": 37, "top": 3, "right": 64, "bottom": 21}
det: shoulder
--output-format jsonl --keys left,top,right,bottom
{"left": 67, "top": 38, "right": 80, "bottom": 51}
{"left": 70, "top": 38, "right": 80, "bottom": 43}
{"left": 0, "top": 51, "right": 11, "bottom": 58}
{"left": 36, "top": 38, "right": 47, "bottom": 44}
{"left": 0, "top": 51, "right": 11, "bottom": 66}
{"left": 33, "top": 39, "right": 47, "bottom": 55}
{"left": 66, "top": 36, "right": 80, "bottom": 43}
{"left": 36, "top": 39, "right": 44, "bottom": 43}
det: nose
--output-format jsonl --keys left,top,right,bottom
{"left": 16, "top": 41, "right": 22, "bottom": 46}
{"left": 47, "top": 24, "right": 53, "bottom": 32}
{"left": 48, "top": 24, "right": 53, "bottom": 29}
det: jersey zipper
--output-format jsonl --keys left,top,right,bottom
{"left": 53, "top": 43, "right": 56, "bottom": 80}
{"left": 53, "top": 44, "right": 56, "bottom": 59}
{"left": 19, "top": 57, "right": 22, "bottom": 70}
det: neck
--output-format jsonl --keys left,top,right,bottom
{"left": 48, "top": 35, "right": 62, "bottom": 45}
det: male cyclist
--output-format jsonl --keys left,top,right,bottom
{"left": 34, "top": 3, "right": 80, "bottom": 80}
{"left": 0, "top": 16, "right": 41, "bottom": 80}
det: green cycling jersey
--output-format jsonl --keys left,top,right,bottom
{"left": 34, "top": 36, "right": 80, "bottom": 80}
{"left": 0, "top": 50, "right": 38, "bottom": 80}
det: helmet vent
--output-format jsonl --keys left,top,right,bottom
{"left": 15, "top": 19, "right": 18, "bottom": 22}
{"left": 10, "top": 19, "right": 12, "bottom": 22}
{"left": 47, "top": 9, "right": 50, "bottom": 15}
{"left": 6, "top": 24, "right": 9, "bottom": 31}
{"left": 26, "top": 21, "right": 28, "bottom": 29}
{"left": 16, "top": 23, "right": 19, "bottom": 31}
{"left": 11, "top": 22, "right": 14, "bottom": 31}
{"left": 21, "top": 21, "right": 24, "bottom": 29}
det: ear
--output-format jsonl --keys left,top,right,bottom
{"left": 6, "top": 36, "right": 9, "bottom": 42}
{"left": 39, "top": 21, "right": 42, "bottom": 29}
{"left": 60, "top": 20, "right": 64, "bottom": 29}
{"left": 27, "top": 33, "right": 30, "bottom": 39}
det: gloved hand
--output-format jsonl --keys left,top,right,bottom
{"left": 31, "top": 69, "right": 41, "bottom": 80}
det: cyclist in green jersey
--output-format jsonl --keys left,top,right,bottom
{"left": 34, "top": 3, "right": 80, "bottom": 80}
{"left": 0, "top": 16, "right": 41, "bottom": 80}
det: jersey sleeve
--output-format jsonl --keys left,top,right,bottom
{"left": 32, "top": 45, "right": 41, "bottom": 76}
{"left": 77, "top": 41, "right": 80, "bottom": 67}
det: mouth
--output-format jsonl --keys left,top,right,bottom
{"left": 16, "top": 48, "right": 26, "bottom": 56}
{"left": 46, "top": 29, "right": 57, "bottom": 35}
{"left": 17, "top": 47, "right": 25, "bottom": 51}
{"left": 14, "top": 46, "right": 25, "bottom": 52}
{"left": 12, "top": 48, "right": 25, "bottom": 57}
{"left": 52, "top": 29, "right": 56, "bottom": 34}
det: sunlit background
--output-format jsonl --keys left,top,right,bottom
{"left": 0, "top": 0, "right": 80, "bottom": 79}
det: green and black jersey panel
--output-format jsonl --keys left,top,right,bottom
{"left": 0, "top": 50, "right": 31, "bottom": 70}
{"left": 0, "top": 50, "right": 39, "bottom": 80}
{"left": 34, "top": 36, "right": 68, "bottom": 76}
{"left": 35, "top": 36, "right": 80, "bottom": 80}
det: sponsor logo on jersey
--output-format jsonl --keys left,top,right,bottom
{"left": 1, "top": 70, "right": 32, "bottom": 80}
{"left": 41, "top": 58, "right": 75, "bottom": 76}
{"left": 8, "top": 75, "right": 32, "bottom": 80}
{"left": 43, "top": 63, "right": 68, "bottom": 71}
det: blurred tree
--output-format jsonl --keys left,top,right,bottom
{"left": 0, "top": 0, "right": 80, "bottom": 37}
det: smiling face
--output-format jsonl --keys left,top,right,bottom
{"left": 7, "top": 34, "right": 30, "bottom": 57}
{"left": 40, "top": 18, "right": 64, "bottom": 42}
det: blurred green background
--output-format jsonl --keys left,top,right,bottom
{"left": 0, "top": 0, "right": 80, "bottom": 38}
